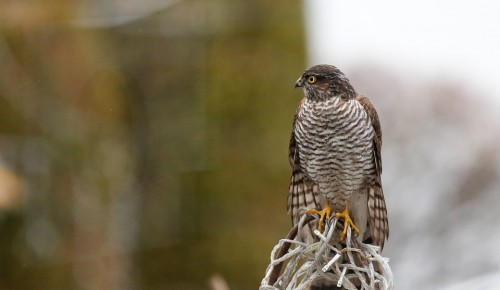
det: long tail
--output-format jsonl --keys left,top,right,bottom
{"left": 367, "top": 184, "right": 389, "bottom": 250}
{"left": 288, "top": 166, "right": 321, "bottom": 242}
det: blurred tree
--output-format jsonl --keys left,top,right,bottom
{"left": 0, "top": 0, "right": 305, "bottom": 289}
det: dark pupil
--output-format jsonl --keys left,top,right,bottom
{"left": 309, "top": 77, "right": 315, "bottom": 82}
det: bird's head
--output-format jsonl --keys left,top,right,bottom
{"left": 295, "top": 64, "right": 357, "bottom": 101}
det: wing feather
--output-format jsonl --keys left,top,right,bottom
{"left": 357, "top": 95, "right": 389, "bottom": 249}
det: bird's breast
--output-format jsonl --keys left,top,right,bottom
{"left": 294, "top": 98, "right": 376, "bottom": 190}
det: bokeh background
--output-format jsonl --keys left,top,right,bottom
{"left": 0, "top": 1, "right": 499, "bottom": 289}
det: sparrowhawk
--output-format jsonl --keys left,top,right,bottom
{"left": 288, "top": 64, "right": 389, "bottom": 250}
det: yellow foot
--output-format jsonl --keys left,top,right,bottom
{"left": 306, "top": 201, "right": 332, "bottom": 232}
{"left": 334, "top": 206, "right": 359, "bottom": 242}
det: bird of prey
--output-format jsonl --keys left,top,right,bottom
{"left": 288, "top": 64, "right": 389, "bottom": 250}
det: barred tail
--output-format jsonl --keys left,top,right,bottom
{"left": 288, "top": 165, "right": 321, "bottom": 241}
{"left": 367, "top": 183, "right": 389, "bottom": 250}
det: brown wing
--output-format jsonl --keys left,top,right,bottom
{"left": 357, "top": 95, "right": 382, "bottom": 175}
{"left": 287, "top": 101, "right": 321, "bottom": 238}
{"left": 357, "top": 95, "right": 389, "bottom": 250}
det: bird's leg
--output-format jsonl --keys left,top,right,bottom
{"left": 306, "top": 201, "right": 332, "bottom": 233}
{"left": 335, "top": 205, "right": 359, "bottom": 241}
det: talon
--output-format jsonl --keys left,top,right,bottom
{"left": 334, "top": 205, "right": 359, "bottom": 241}
{"left": 306, "top": 201, "right": 332, "bottom": 232}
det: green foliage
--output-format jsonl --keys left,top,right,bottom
{"left": 0, "top": 0, "right": 305, "bottom": 289}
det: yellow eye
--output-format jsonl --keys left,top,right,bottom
{"left": 307, "top": 76, "right": 317, "bottom": 84}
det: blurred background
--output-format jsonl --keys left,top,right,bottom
{"left": 0, "top": 0, "right": 499, "bottom": 289}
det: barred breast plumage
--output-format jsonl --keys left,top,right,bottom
{"left": 295, "top": 97, "right": 376, "bottom": 212}
{"left": 288, "top": 64, "right": 389, "bottom": 250}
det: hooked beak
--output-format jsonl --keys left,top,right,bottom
{"left": 295, "top": 77, "right": 304, "bottom": 88}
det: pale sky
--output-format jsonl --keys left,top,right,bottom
{"left": 305, "top": 0, "right": 500, "bottom": 103}
{"left": 304, "top": 2, "right": 500, "bottom": 288}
